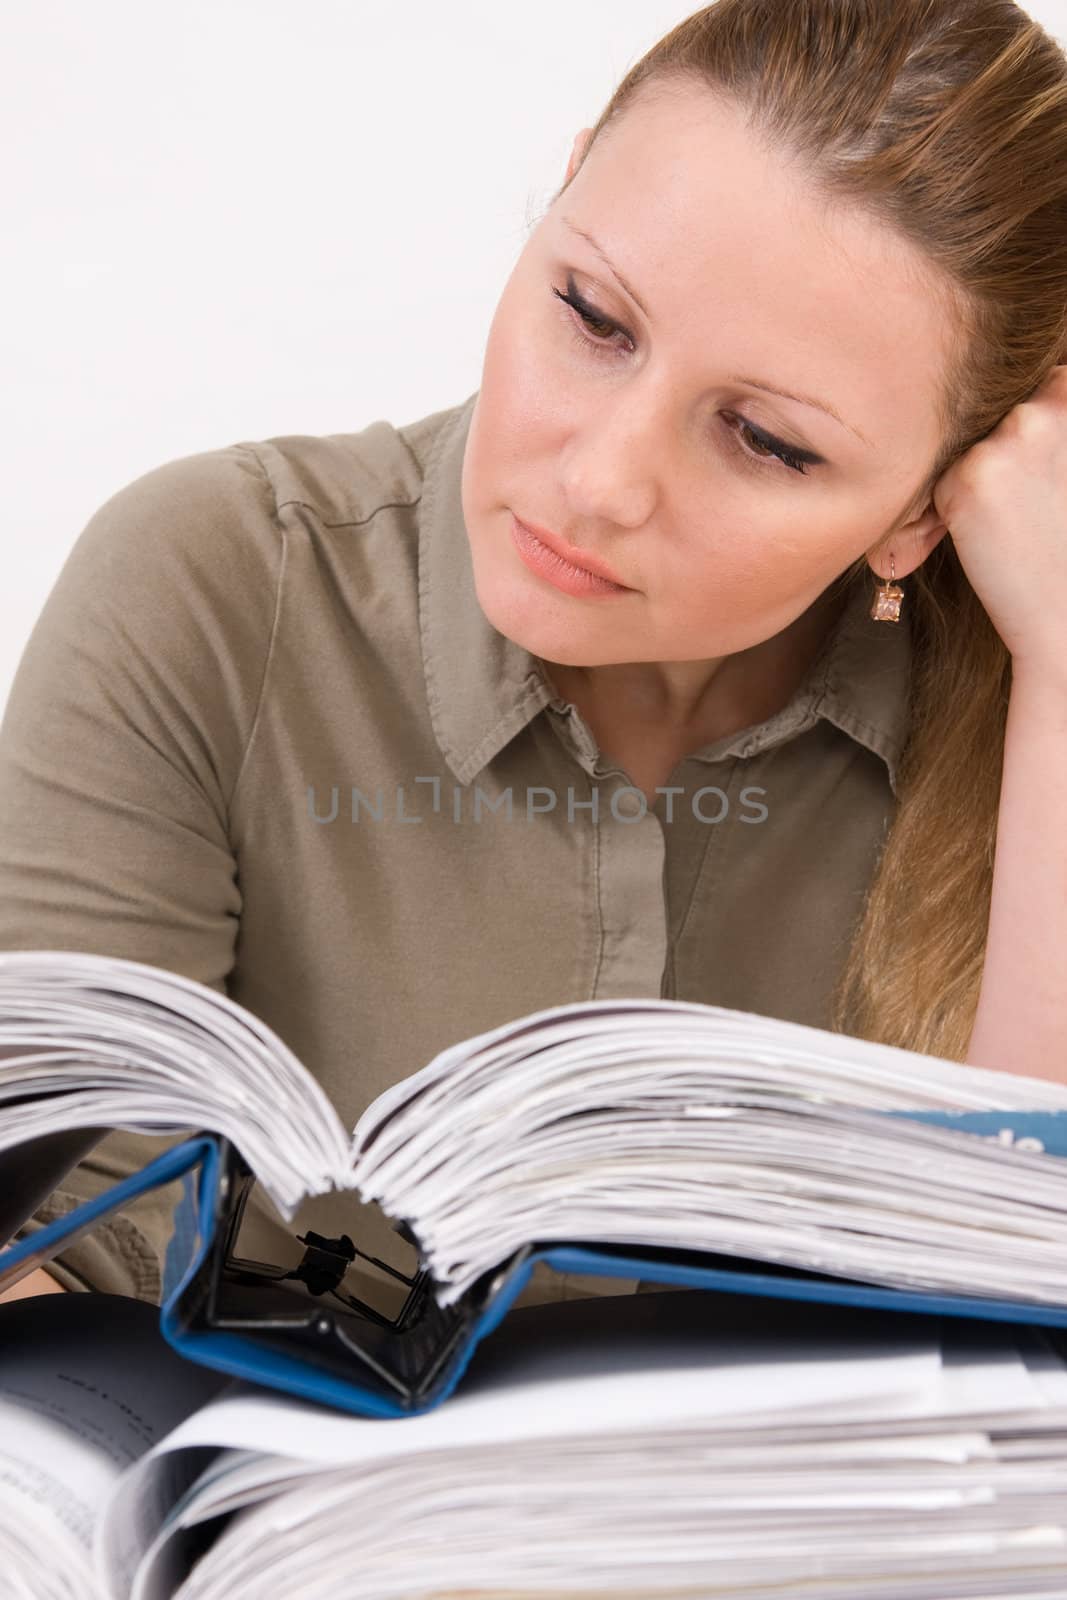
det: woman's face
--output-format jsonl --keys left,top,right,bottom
{"left": 460, "top": 81, "right": 955, "bottom": 672}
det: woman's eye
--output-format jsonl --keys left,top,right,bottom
{"left": 552, "top": 283, "right": 814, "bottom": 478}
{"left": 723, "top": 414, "right": 811, "bottom": 476}
{"left": 553, "top": 284, "right": 629, "bottom": 350}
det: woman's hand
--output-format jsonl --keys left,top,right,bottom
{"left": 936, "top": 365, "right": 1067, "bottom": 1072}
{"left": 931, "top": 362, "right": 1067, "bottom": 683}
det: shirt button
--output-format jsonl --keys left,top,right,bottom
{"left": 615, "top": 789, "right": 645, "bottom": 818}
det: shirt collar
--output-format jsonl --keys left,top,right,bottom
{"left": 418, "top": 391, "right": 912, "bottom": 797}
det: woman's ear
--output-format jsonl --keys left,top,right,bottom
{"left": 869, "top": 501, "right": 951, "bottom": 581}
{"left": 565, "top": 128, "right": 594, "bottom": 185}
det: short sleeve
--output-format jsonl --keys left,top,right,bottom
{"left": 0, "top": 442, "right": 283, "bottom": 1298}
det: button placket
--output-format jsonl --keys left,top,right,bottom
{"left": 541, "top": 706, "right": 669, "bottom": 999}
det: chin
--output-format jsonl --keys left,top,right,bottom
{"left": 467, "top": 561, "right": 595, "bottom": 666}
{"left": 470, "top": 563, "right": 551, "bottom": 652}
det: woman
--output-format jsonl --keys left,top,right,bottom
{"left": 3, "top": 0, "right": 1067, "bottom": 1306}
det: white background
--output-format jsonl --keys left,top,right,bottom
{"left": 3, "top": 0, "right": 1065, "bottom": 714}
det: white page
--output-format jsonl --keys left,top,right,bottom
{"left": 0, "top": 1293, "right": 229, "bottom": 1600}
{"left": 144, "top": 1334, "right": 939, "bottom": 1463}
{"left": 111, "top": 1306, "right": 1059, "bottom": 1505}
{"left": 164, "top": 1445, "right": 1067, "bottom": 1600}
{"left": 0, "top": 950, "right": 351, "bottom": 1212}
{"left": 108, "top": 1313, "right": 1067, "bottom": 1600}
{"left": 0, "top": 1438, "right": 103, "bottom": 1599}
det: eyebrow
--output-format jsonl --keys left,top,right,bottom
{"left": 560, "top": 214, "right": 872, "bottom": 449}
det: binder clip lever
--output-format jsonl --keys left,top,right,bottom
{"left": 291, "top": 1230, "right": 358, "bottom": 1296}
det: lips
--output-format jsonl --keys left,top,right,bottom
{"left": 512, "top": 515, "right": 629, "bottom": 589}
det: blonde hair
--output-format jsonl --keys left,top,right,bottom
{"left": 542, "top": 0, "right": 1067, "bottom": 1060}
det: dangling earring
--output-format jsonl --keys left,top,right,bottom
{"left": 870, "top": 551, "right": 904, "bottom": 624}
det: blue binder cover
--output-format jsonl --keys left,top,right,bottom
{"left": 3, "top": 1108, "right": 1067, "bottom": 1418}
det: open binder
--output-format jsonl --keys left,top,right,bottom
{"left": 5, "top": 1107, "right": 1067, "bottom": 1418}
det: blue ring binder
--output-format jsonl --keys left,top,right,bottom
{"left": 6, "top": 1116, "right": 1067, "bottom": 1419}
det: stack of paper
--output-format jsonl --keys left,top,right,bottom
{"left": 94, "top": 1295, "right": 1067, "bottom": 1600}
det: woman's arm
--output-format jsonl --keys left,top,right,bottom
{"left": 0, "top": 1268, "right": 68, "bottom": 1304}
{"left": 0, "top": 443, "right": 282, "bottom": 1297}
{"left": 965, "top": 663, "right": 1067, "bottom": 1079}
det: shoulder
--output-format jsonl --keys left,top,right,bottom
{"left": 47, "top": 397, "right": 475, "bottom": 644}
{"left": 233, "top": 396, "right": 471, "bottom": 534}
{"left": 78, "top": 393, "right": 470, "bottom": 554}
{"left": 59, "top": 440, "right": 282, "bottom": 612}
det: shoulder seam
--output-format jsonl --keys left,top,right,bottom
{"left": 272, "top": 494, "right": 422, "bottom": 528}
{"left": 226, "top": 442, "right": 287, "bottom": 818}
{"left": 393, "top": 417, "right": 431, "bottom": 479}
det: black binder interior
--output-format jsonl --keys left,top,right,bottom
{"left": 173, "top": 1137, "right": 519, "bottom": 1409}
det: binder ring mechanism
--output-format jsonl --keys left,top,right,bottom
{"left": 175, "top": 1139, "right": 532, "bottom": 1410}
{"left": 214, "top": 1140, "right": 431, "bottom": 1334}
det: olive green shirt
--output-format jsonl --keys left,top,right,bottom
{"left": 0, "top": 390, "right": 912, "bottom": 1304}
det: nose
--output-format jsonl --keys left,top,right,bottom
{"left": 558, "top": 392, "right": 661, "bottom": 533}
